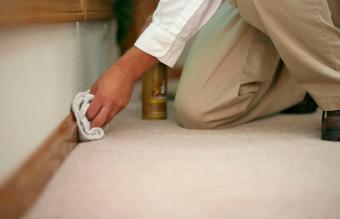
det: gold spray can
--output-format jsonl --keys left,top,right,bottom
{"left": 142, "top": 63, "right": 167, "bottom": 120}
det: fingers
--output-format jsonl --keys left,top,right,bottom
{"left": 90, "top": 84, "right": 98, "bottom": 95}
{"left": 92, "top": 102, "right": 125, "bottom": 127}
{"left": 90, "top": 106, "right": 111, "bottom": 128}
{"left": 86, "top": 94, "right": 122, "bottom": 128}
{"left": 103, "top": 109, "right": 119, "bottom": 126}
{"left": 86, "top": 97, "right": 102, "bottom": 121}
{"left": 98, "top": 102, "right": 127, "bottom": 127}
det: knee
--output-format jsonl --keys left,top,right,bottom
{"left": 174, "top": 96, "right": 213, "bottom": 129}
{"left": 175, "top": 87, "right": 259, "bottom": 129}
{"left": 247, "top": 0, "right": 287, "bottom": 12}
{"left": 248, "top": 0, "right": 273, "bottom": 7}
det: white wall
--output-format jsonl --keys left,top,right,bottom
{"left": 0, "top": 21, "right": 119, "bottom": 184}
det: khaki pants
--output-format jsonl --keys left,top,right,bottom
{"left": 175, "top": 0, "right": 340, "bottom": 129}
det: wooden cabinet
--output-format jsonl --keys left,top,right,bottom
{"left": 0, "top": 0, "right": 114, "bottom": 26}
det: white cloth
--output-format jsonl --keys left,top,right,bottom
{"left": 72, "top": 90, "right": 105, "bottom": 142}
{"left": 135, "top": 0, "right": 223, "bottom": 67}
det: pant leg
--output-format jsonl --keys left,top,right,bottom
{"left": 328, "top": 0, "right": 340, "bottom": 28}
{"left": 175, "top": 1, "right": 305, "bottom": 129}
{"left": 237, "top": 0, "right": 340, "bottom": 111}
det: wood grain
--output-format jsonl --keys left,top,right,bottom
{"left": 86, "top": 0, "right": 113, "bottom": 20}
{"left": 0, "top": 113, "right": 79, "bottom": 219}
{"left": 0, "top": 0, "right": 113, "bottom": 26}
{"left": 0, "top": 0, "right": 83, "bottom": 25}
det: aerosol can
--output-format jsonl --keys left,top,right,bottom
{"left": 142, "top": 63, "right": 167, "bottom": 120}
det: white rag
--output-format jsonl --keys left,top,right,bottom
{"left": 72, "top": 90, "right": 105, "bottom": 142}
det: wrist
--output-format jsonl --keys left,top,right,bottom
{"left": 113, "top": 62, "right": 137, "bottom": 84}
{"left": 116, "top": 46, "right": 159, "bottom": 82}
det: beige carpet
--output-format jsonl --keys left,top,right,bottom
{"left": 25, "top": 101, "right": 340, "bottom": 219}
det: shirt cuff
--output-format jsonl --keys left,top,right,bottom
{"left": 134, "top": 22, "right": 186, "bottom": 67}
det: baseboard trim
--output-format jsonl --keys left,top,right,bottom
{"left": 0, "top": 113, "right": 79, "bottom": 219}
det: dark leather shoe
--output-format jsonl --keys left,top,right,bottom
{"left": 322, "top": 111, "right": 340, "bottom": 141}
{"left": 281, "top": 93, "right": 318, "bottom": 114}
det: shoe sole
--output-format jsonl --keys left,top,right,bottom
{"left": 322, "top": 130, "right": 340, "bottom": 141}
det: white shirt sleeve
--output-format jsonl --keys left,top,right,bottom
{"left": 134, "top": 0, "right": 223, "bottom": 67}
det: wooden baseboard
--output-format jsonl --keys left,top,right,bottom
{"left": 0, "top": 113, "right": 79, "bottom": 219}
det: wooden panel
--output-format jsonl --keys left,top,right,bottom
{"left": 0, "top": 0, "right": 113, "bottom": 26}
{"left": 0, "top": 113, "right": 79, "bottom": 219}
{"left": 0, "top": 0, "right": 84, "bottom": 25}
{"left": 86, "top": 0, "right": 113, "bottom": 20}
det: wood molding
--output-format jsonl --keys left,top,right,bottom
{"left": 0, "top": 113, "right": 79, "bottom": 219}
{"left": 86, "top": 0, "right": 114, "bottom": 20}
{"left": 0, "top": 0, "right": 113, "bottom": 26}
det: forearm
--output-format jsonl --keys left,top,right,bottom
{"left": 115, "top": 46, "right": 158, "bottom": 82}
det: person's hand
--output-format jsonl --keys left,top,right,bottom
{"left": 85, "top": 47, "right": 158, "bottom": 128}
{"left": 86, "top": 65, "right": 135, "bottom": 128}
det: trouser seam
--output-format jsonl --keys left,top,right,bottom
{"left": 315, "top": 96, "right": 340, "bottom": 99}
